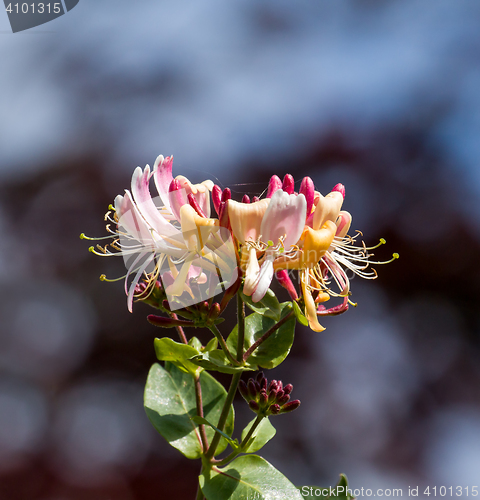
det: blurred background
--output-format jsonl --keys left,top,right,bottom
{"left": 1, "top": 0, "right": 480, "bottom": 498}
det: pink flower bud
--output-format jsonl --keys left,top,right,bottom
{"left": 188, "top": 193, "right": 206, "bottom": 217}
{"left": 252, "top": 196, "right": 260, "bottom": 202}
{"left": 331, "top": 183, "right": 345, "bottom": 199}
{"left": 299, "top": 176, "right": 315, "bottom": 216}
{"left": 282, "top": 174, "right": 295, "bottom": 195}
{"left": 275, "top": 270, "right": 298, "bottom": 300}
{"left": 242, "top": 194, "right": 251, "bottom": 204}
{"left": 212, "top": 185, "right": 223, "bottom": 215}
{"left": 283, "top": 384, "right": 293, "bottom": 395}
{"left": 266, "top": 175, "right": 282, "bottom": 198}
{"left": 221, "top": 188, "right": 231, "bottom": 203}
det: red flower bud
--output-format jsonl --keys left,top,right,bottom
{"left": 269, "top": 404, "right": 281, "bottom": 415}
{"left": 249, "top": 400, "right": 260, "bottom": 412}
{"left": 280, "top": 400, "right": 301, "bottom": 413}
{"left": 147, "top": 315, "right": 194, "bottom": 328}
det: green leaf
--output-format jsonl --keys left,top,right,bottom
{"left": 154, "top": 337, "right": 200, "bottom": 374}
{"left": 292, "top": 300, "right": 309, "bottom": 326}
{"left": 203, "top": 337, "right": 219, "bottom": 352}
{"left": 200, "top": 455, "right": 303, "bottom": 500}
{"left": 190, "top": 350, "right": 257, "bottom": 374}
{"left": 188, "top": 336, "right": 203, "bottom": 351}
{"left": 240, "top": 417, "right": 276, "bottom": 453}
{"left": 240, "top": 289, "right": 281, "bottom": 321}
{"left": 192, "top": 416, "right": 239, "bottom": 451}
{"left": 298, "top": 474, "right": 353, "bottom": 499}
{"left": 227, "top": 302, "right": 295, "bottom": 369}
{"left": 144, "top": 363, "right": 234, "bottom": 459}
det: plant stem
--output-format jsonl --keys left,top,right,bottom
{"left": 208, "top": 324, "right": 242, "bottom": 366}
{"left": 215, "top": 414, "right": 264, "bottom": 467}
{"left": 243, "top": 310, "right": 294, "bottom": 361}
{"left": 205, "top": 371, "right": 242, "bottom": 460}
{"left": 236, "top": 293, "right": 245, "bottom": 363}
{"left": 170, "top": 312, "right": 189, "bottom": 344}
{"left": 194, "top": 373, "right": 209, "bottom": 453}
{"left": 170, "top": 313, "right": 209, "bottom": 454}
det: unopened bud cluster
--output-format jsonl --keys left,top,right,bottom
{"left": 238, "top": 372, "right": 300, "bottom": 416}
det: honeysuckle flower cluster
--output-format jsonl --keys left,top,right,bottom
{"left": 83, "top": 154, "right": 397, "bottom": 331}
{"left": 84, "top": 154, "right": 398, "bottom": 500}
{"left": 238, "top": 372, "right": 300, "bottom": 416}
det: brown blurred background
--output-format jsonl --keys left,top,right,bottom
{"left": 1, "top": 0, "right": 480, "bottom": 498}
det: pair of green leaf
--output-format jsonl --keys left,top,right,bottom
{"left": 144, "top": 363, "right": 234, "bottom": 459}
{"left": 192, "top": 415, "right": 276, "bottom": 455}
{"left": 241, "top": 289, "right": 309, "bottom": 327}
{"left": 227, "top": 302, "right": 296, "bottom": 369}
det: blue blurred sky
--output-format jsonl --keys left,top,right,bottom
{"left": 1, "top": 1, "right": 480, "bottom": 198}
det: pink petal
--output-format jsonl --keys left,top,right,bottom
{"left": 335, "top": 211, "right": 352, "bottom": 239}
{"left": 168, "top": 179, "right": 188, "bottom": 221}
{"left": 152, "top": 155, "right": 174, "bottom": 212}
{"left": 260, "top": 190, "right": 306, "bottom": 248}
{"left": 252, "top": 254, "right": 275, "bottom": 302}
{"left": 131, "top": 166, "right": 178, "bottom": 237}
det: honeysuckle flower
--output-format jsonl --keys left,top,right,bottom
{"left": 83, "top": 155, "right": 237, "bottom": 312}
{"left": 249, "top": 189, "right": 306, "bottom": 302}
{"left": 273, "top": 182, "right": 398, "bottom": 332}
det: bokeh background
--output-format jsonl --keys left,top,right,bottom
{"left": 1, "top": 0, "right": 480, "bottom": 498}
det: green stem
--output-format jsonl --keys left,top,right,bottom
{"left": 236, "top": 293, "right": 245, "bottom": 363}
{"left": 215, "top": 414, "right": 264, "bottom": 467}
{"left": 243, "top": 310, "right": 294, "bottom": 361}
{"left": 205, "top": 372, "right": 242, "bottom": 460}
{"left": 208, "top": 324, "right": 242, "bottom": 366}
{"left": 194, "top": 373, "right": 209, "bottom": 453}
